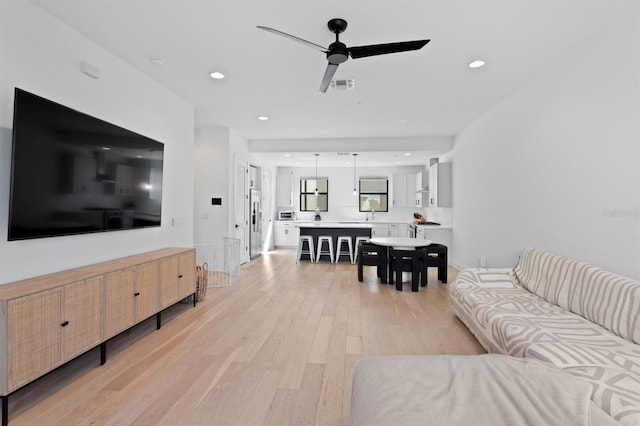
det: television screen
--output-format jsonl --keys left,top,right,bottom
{"left": 8, "top": 88, "right": 164, "bottom": 240}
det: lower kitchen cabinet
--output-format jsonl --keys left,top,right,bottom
{"left": 397, "top": 223, "right": 411, "bottom": 238}
{"left": 371, "top": 225, "right": 389, "bottom": 238}
{"left": 274, "top": 221, "right": 299, "bottom": 247}
{"left": 371, "top": 223, "right": 400, "bottom": 238}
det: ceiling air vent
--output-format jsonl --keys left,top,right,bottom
{"left": 330, "top": 79, "right": 355, "bottom": 91}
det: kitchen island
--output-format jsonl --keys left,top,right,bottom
{"left": 296, "top": 222, "right": 373, "bottom": 262}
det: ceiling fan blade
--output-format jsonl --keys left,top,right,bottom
{"left": 256, "top": 26, "right": 327, "bottom": 52}
{"left": 349, "top": 39, "right": 430, "bottom": 59}
{"left": 319, "top": 63, "right": 339, "bottom": 93}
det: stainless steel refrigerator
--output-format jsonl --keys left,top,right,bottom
{"left": 249, "top": 189, "right": 262, "bottom": 259}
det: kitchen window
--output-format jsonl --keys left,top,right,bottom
{"left": 359, "top": 178, "right": 388, "bottom": 212}
{"left": 300, "top": 178, "right": 328, "bottom": 211}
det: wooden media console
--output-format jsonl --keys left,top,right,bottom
{"left": 0, "top": 247, "right": 196, "bottom": 425}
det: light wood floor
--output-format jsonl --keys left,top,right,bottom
{"left": 9, "top": 248, "right": 484, "bottom": 425}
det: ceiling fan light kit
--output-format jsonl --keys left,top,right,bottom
{"left": 330, "top": 79, "right": 355, "bottom": 90}
{"left": 257, "top": 18, "right": 430, "bottom": 93}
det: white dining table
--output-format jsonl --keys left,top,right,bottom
{"left": 368, "top": 237, "right": 432, "bottom": 249}
{"left": 367, "top": 237, "right": 432, "bottom": 289}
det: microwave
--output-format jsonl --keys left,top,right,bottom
{"left": 278, "top": 211, "right": 295, "bottom": 221}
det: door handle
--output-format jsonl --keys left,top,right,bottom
{"left": 61, "top": 321, "right": 69, "bottom": 327}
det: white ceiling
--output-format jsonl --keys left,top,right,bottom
{"left": 31, "top": 0, "right": 633, "bottom": 166}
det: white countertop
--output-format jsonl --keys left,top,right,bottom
{"left": 414, "top": 224, "right": 452, "bottom": 229}
{"left": 295, "top": 222, "right": 373, "bottom": 229}
{"left": 279, "top": 220, "right": 451, "bottom": 229}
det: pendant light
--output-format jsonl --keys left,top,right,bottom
{"left": 314, "top": 153, "right": 319, "bottom": 196}
{"left": 352, "top": 153, "right": 358, "bottom": 196}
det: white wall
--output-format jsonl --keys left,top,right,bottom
{"left": 194, "top": 127, "right": 230, "bottom": 243}
{"left": 451, "top": 11, "right": 640, "bottom": 278}
{"left": 0, "top": 2, "right": 195, "bottom": 283}
{"left": 194, "top": 127, "right": 279, "bottom": 258}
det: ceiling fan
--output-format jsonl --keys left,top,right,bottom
{"left": 257, "top": 18, "right": 430, "bottom": 93}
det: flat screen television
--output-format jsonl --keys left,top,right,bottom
{"left": 8, "top": 88, "right": 164, "bottom": 240}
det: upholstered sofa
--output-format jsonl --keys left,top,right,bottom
{"left": 449, "top": 248, "right": 640, "bottom": 426}
{"left": 350, "top": 248, "right": 639, "bottom": 426}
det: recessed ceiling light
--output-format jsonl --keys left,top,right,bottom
{"left": 395, "top": 161, "right": 402, "bottom": 164}
{"left": 284, "top": 154, "right": 291, "bottom": 157}
{"left": 101, "top": 146, "right": 110, "bottom": 151}
{"left": 150, "top": 57, "right": 164, "bottom": 66}
{"left": 209, "top": 71, "right": 225, "bottom": 79}
{"left": 258, "top": 116, "right": 269, "bottom": 121}
{"left": 468, "top": 60, "right": 486, "bottom": 69}
{"left": 404, "top": 152, "right": 412, "bottom": 156}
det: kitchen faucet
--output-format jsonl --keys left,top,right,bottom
{"left": 371, "top": 209, "right": 375, "bottom": 221}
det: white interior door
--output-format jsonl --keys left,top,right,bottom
{"left": 234, "top": 157, "right": 249, "bottom": 264}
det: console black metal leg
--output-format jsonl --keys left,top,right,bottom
{"left": 193, "top": 292, "right": 197, "bottom": 307}
{"left": 2, "top": 395, "right": 8, "bottom": 426}
{"left": 156, "top": 312, "right": 162, "bottom": 330}
{"left": 100, "top": 342, "right": 107, "bottom": 365}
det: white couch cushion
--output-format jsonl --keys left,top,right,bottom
{"left": 351, "top": 354, "right": 609, "bottom": 426}
{"left": 526, "top": 342, "right": 640, "bottom": 426}
{"left": 514, "top": 248, "right": 640, "bottom": 344}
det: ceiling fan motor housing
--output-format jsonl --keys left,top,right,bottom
{"left": 327, "top": 42, "right": 349, "bottom": 64}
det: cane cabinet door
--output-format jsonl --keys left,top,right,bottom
{"left": 136, "top": 261, "right": 160, "bottom": 321}
{"left": 178, "top": 251, "right": 196, "bottom": 300}
{"left": 160, "top": 255, "right": 179, "bottom": 308}
{"left": 7, "top": 289, "right": 63, "bottom": 391}
{"left": 63, "top": 277, "right": 103, "bottom": 360}
{"left": 104, "top": 268, "right": 136, "bottom": 339}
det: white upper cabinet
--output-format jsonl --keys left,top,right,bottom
{"left": 428, "top": 162, "right": 452, "bottom": 207}
{"left": 392, "top": 174, "right": 417, "bottom": 208}
{"left": 392, "top": 174, "right": 407, "bottom": 207}
{"left": 276, "top": 173, "right": 294, "bottom": 207}
{"left": 416, "top": 170, "right": 428, "bottom": 191}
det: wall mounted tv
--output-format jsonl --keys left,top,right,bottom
{"left": 8, "top": 88, "right": 164, "bottom": 240}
